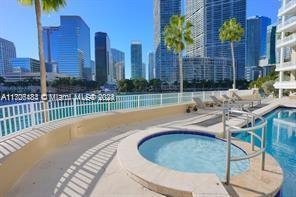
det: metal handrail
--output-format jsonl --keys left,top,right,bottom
{"left": 223, "top": 108, "right": 267, "bottom": 185}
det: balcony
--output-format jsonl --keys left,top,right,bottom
{"left": 276, "top": 61, "right": 296, "bottom": 71}
{"left": 277, "top": 16, "right": 296, "bottom": 33}
{"left": 277, "top": 33, "right": 296, "bottom": 48}
{"left": 278, "top": 0, "right": 296, "bottom": 17}
{"left": 274, "top": 80, "right": 296, "bottom": 89}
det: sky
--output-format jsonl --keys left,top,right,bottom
{"left": 0, "top": 0, "right": 281, "bottom": 79}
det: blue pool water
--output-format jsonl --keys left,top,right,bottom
{"left": 235, "top": 108, "right": 296, "bottom": 197}
{"left": 138, "top": 132, "right": 250, "bottom": 179}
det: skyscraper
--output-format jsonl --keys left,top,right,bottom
{"left": 142, "top": 62, "right": 146, "bottom": 79}
{"left": 95, "top": 32, "right": 113, "bottom": 85}
{"left": 259, "top": 24, "right": 277, "bottom": 76}
{"left": 42, "top": 16, "right": 91, "bottom": 79}
{"left": 131, "top": 41, "right": 143, "bottom": 79}
{"left": 183, "top": 57, "right": 232, "bottom": 82}
{"left": 0, "top": 37, "right": 16, "bottom": 76}
{"left": 43, "top": 26, "right": 59, "bottom": 67}
{"left": 186, "top": 0, "right": 246, "bottom": 80}
{"left": 111, "top": 48, "right": 125, "bottom": 81}
{"left": 245, "top": 16, "right": 271, "bottom": 81}
{"left": 90, "top": 60, "right": 95, "bottom": 81}
{"left": 10, "top": 58, "right": 40, "bottom": 73}
{"left": 154, "top": 0, "right": 181, "bottom": 83}
{"left": 148, "top": 52, "right": 155, "bottom": 80}
{"left": 266, "top": 25, "right": 277, "bottom": 65}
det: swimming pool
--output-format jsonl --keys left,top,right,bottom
{"left": 235, "top": 107, "right": 296, "bottom": 197}
{"left": 138, "top": 132, "right": 250, "bottom": 179}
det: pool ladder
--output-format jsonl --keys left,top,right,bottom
{"left": 222, "top": 107, "right": 267, "bottom": 185}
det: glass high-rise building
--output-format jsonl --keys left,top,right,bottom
{"left": 245, "top": 16, "right": 271, "bottom": 81}
{"left": 154, "top": 0, "right": 181, "bottom": 83}
{"left": 43, "top": 27, "right": 59, "bottom": 66}
{"left": 142, "top": 63, "right": 146, "bottom": 79}
{"left": 266, "top": 24, "right": 277, "bottom": 65}
{"left": 111, "top": 48, "right": 125, "bottom": 81}
{"left": 0, "top": 37, "right": 16, "bottom": 76}
{"left": 131, "top": 41, "right": 143, "bottom": 79}
{"left": 148, "top": 52, "right": 155, "bottom": 80}
{"left": 95, "top": 32, "right": 113, "bottom": 85}
{"left": 42, "top": 16, "right": 91, "bottom": 79}
{"left": 186, "top": 0, "right": 246, "bottom": 80}
{"left": 10, "top": 58, "right": 40, "bottom": 73}
{"left": 183, "top": 57, "right": 232, "bottom": 82}
{"left": 259, "top": 24, "right": 277, "bottom": 77}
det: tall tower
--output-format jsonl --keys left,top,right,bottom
{"left": 42, "top": 16, "right": 91, "bottom": 79}
{"left": 131, "top": 41, "right": 143, "bottom": 79}
{"left": 186, "top": 0, "right": 246, "bottom": 80}
{"left": 154, "top": 0, "right": 181, "bottom": 83}
{"left": 0, "top": 37, "right": 16, "bottom": 76}
{"left": 245, "top": 16, "right": 271, "bottom": 81}
{"left": 95, "top": 32, "right": 113, "bottom": 85}
{"left": 111, "top": 48, "right": 125, "bottom": 81}
{"left": 148, "top": 52, "right": 155, "bottom": 80}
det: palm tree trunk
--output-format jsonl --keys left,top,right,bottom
{"left": 230, "top": 42, "right": 236, "bottom": 89}
{"left": 179, "top": 52, "right": 183, "bottom": 93}
{"left": 34, "top": 0, "right": 48, "bottom": 121}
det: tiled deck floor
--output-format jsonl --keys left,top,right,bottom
{"left": 8, "top": 98, "right": 295, "bottom": 197}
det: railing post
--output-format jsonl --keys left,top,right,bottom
{"left": 30, "top": 102, "right": 36, "bottom": 127}
{"left": 108, "top": 101, "right": 111, "bottom": 112}
{"left": 178, "top": 93, "right": 180, "bottom": 104}
{"left": 160, "top": 94, "right": 163, "bottom": 106}
{"left": 191, "top": 92, "right": 194, "bottom": 100}
{"left": 261, "top": 125, "right": 266, "bottom": 170}
{"left": 224, "top": 107, "right": 231, "bottom": 185}
{"left": 202, "top": 91, "right": 206, "bottom": 101}
{"left": 73, "top": 98, "right": 77, "bottom": 117}
{"left": 251, "top": 116, "right": 255, "bottom": 151}
{"left": 137, "top": 95, "right": 140, "bottom": 109}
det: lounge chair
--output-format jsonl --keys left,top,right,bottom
{"left": 209, "top": 95, "right": 252, "bottom": 109}
{"left": 232, "top": 92, "right": 261, "bottom": 105}
{"left": 193, "top": 97, "right": 245, "bottom": 111}
{"left": 222, "top": 94, "right": 254, "bottom": 107}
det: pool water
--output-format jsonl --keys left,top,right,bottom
{"left": 235, "top": 108, "right": 296, "bottom": 197}
{"left": 138, "top": 133, "right": 250, "bottom": 180}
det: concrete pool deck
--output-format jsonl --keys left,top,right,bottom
{"left": 5, "top": 98, "right": 296, "bottom": 196}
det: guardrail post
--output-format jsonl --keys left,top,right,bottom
{"left": 261, "top": 125, "right": 266, "bottom": 170}
{"left": 137, "top": 95, "right": 140, "bottom": 109}
{"left": 108, "top": 101, "right": 111, "bottom": 112}
{"left": 160, "top": 94, "right": 163, "bottom": 105}
{"left": 251, "top": 116, "right": 255, "bottom": 151}
{"left": 224, "top": 108, "right": 231, "bottom": 185}
{"left": 73, "top": 98, "right": 77, "bottom": 117}
{"left": 30, "top": 103, "right": 36, "bottom": 127}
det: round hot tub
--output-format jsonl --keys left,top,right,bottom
{"left": 138, "top": 131, "right": 250, "bottom": 179}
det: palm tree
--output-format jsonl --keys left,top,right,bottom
{"left": 18, "top": 0, "right": 66, "bottom": 99}
{"left": 219, "top": 18, "right": 244, "bottom": 90}
{"left": 164, "top": 15, "right": 193, "bottom": 93}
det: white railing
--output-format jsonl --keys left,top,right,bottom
{"left": 279, "top": 0, "right": 296, "bottom": 14}
{"left": 277, "top": 33, "right": 296, "bottom": 47}
{"left": 278, "top": 16, "right": 296, "bottom": 31}
{"left": 223, "top": 108, "right": 267, "bottom": 184}
{"left": 0, "top": 90, "right": 253, "bottom": 138}
{"left": 276, "top": 61, "right": 296, "bottom": 70}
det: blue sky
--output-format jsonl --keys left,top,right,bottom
{"left": 0, "top": 0, "right": 281, "bottom": 79}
